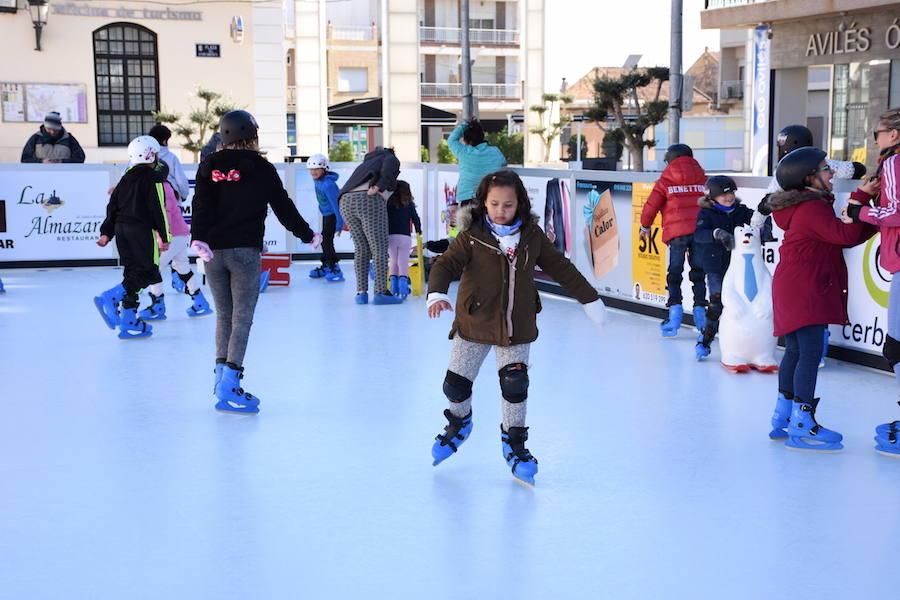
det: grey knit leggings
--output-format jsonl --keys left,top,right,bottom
{"left": 205, "top": 247, "right": 261, "bottom": 366}
{"left": 340, "top": 190, "right": 389, "bottom": 294}
{"left": 446, "top": 335, "right": 531, "bottom": 429}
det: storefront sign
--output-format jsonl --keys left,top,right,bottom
{"left": 806, "top": 22, "right": 872, "bottom": 57}
{"left": 195, "top": 44, "right": 220, "bottom": 58}
{"left": 51, "top": 2, "right": 202, "bottom": 21}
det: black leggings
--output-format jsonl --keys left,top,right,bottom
{"left": 115, "top": 222, "right": 162, "bottom": 308}
{"left": 778, "top": 325, "right": 827, "bottom": 401}
{"left": 320, "top": 214, "right": 338, "bottom": 268}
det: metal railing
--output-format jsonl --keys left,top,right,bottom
{"left": 419, "top": 26, "right": 519, "bottom": 45}
{"left": 328, "top": 25, "right": 376, "bottom": 41}
{"left": 420, "top": 82, "right": 520, "bottom": 100}
{"left": 720, "top": 80, "right": 743, "bottom": 100}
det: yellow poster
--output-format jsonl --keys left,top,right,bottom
{"left": 631, "top": 182, "right": 667, "bottom": 305}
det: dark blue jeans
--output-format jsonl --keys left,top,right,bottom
{"left": 666, "top": 234, "right": 706, "bottom": 308}
{"left": 778, "top": 324, "right": 827, "bottom": 402}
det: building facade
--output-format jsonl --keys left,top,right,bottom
{"left": 0, "top": 0, "right": 288, "bottom": 163}
{"left": 703, "top": 0, "right": 900, "bottom": 174}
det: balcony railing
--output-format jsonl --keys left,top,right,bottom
{"left": 420, "top": 26, "right": 519, "bottom": 45}
{"left": 421, "top": 82, "right": 520, "bottom": 100}
{"left": 328, "top": 25, "right": 377, "bottom": 41}
{"left": 720, "top": 80, "right": 743, "bottom": 100}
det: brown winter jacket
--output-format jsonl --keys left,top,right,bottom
{"left": 428, "top": 208, "right": 600, "bottom": 346}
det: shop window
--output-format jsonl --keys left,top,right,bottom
{"left": 830, "top": 63, "right": 869, "bottom": 162}
{"left": 93, "top": 24, "right": 159, "bottom": 146}
{"left": 338, "top": 68, "right": 368, "bottom": 93}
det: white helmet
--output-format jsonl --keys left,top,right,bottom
{"left": 128, "top": 135, "right": 161, "bottom": 165}
{"left": 306, "top": 153, "right": 329, "bottom": 170}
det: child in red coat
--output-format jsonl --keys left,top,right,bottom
{"left": 767, "top": 147, "right": 876, "bottom": 451}
{"left": 639, "top": 144, "right": 708, "bottom": 336}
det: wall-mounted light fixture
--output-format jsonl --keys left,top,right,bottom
{"left": 28, "top": 0, "right": 49, "bottom": 51}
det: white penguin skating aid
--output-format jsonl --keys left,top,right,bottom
{"left": 718, "top": 225, "right": 778, "bottom": 373}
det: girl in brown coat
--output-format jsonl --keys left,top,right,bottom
{"left": 426, "top": 170, "right": 605, "bottom": 485}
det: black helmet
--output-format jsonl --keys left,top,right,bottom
{"left": 775, "top": 147, "right": 827, "bottom": 191}
{"left": 706, "top": 175, "right": 737, "bottom": 199}
{"left": 219, "top": 110, "right": 259, "bottom": 146}
{"left": 664, "top": 143, "right": 693, "bottom": 163}
{"left": 776, "top": 125, "right": 813, "bottom": 160}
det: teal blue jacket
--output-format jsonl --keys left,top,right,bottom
{"left": 447, "top": 123, "right": 507, "bottom": 202}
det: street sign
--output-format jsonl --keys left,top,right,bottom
{"left": 195, "top": 44, "right": 221, "bottom": 58}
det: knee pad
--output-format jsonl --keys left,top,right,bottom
{"left": 884, "top": 335, "right": 900, "bottom": 369}
{"left": 499, "top": 363, "right": 529, "bottom": 403}
{"left": 707, "top": 294, "right": 723, "bottom": 321}
{"left": 443, "top": 370, "right": 473, "bottom": 403}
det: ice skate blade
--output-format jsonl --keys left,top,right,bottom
{"left": 186, "top": 308, "right": 213, "bottom": 318}
{"left": 215, "top": 401, "right": 259, "bottom": 414}
{"left": 785, "top": 438, "right": 843, "bottom": 452}
{"left": 875, "top": 446, "right": 900, "bottom": 458}
{"left": 750, "top": 364, "right": 779, "bottom": 373}
{"left": 512, "top": 473, "right": 535, "bottom": 487}
{"left": 140, "top": 313, "right": 166, "bottom": 321}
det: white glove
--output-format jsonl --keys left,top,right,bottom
{"left": 583, "top": 298, "right": 606, "bottom": 327}
{"left": 191, "top": 240, "right": 214, "bottom": 262}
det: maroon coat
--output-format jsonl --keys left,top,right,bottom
{"left": 639, "top": 156, "right": 707, "bottom": 243}
{"left": 770, "top": 189, "right": 876, "bottom": 336}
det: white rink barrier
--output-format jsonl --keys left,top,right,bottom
{"left": 0, "top": 163, "right": 886, "bottom": 365}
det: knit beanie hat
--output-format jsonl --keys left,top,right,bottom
{"left": 43, "top": 112, "right": 62, "bottom": 130}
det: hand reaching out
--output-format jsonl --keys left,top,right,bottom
{"left": 427, "top": 300, "right": 452, "bottom": 319}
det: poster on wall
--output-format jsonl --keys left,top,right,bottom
{"left": 577, "top": 180, "right": 620, "bottom": 280}
{"left": 0, "top": 169, "right": 113, "bottom": 261}
{"left": 631, "top": 181, "right": 667, "bottom": 305}
{"left": 542, "top": 177, "right": 572, "bottom": 257}
{"left": 1, "top": 83, "right": 90, "bottom": 123}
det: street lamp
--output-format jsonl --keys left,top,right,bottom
{"left": 28, "top": 0, "right": 49, "bottom": 51}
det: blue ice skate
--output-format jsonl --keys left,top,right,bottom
{"left": 117, "top": 307, "right": 152, "bottom": 340}
{"left": 768, "top": 393, "right": 792, "bottom": 440}
{"left": 325, "top": 265, "right": 344, "bottom": 282}
{"left": 309, "top": 265, "right": 328, "bottom": 279}
{"left": 139, "top": 293, "right": 167, "bottom": 321}
{"left": 694, "top": 340, "right": 711, "bottom": 361}
{"left": 186, "top": 289, "right": 213, "bottom": 317}
{"left": 355, "top": 292, "right": 368, "bottom": 305}
{"left": 214, "top": 365, "right": 260, "bottom": 414}
{"left": 93, "top": 284, "right": 126, "bottom": 329}
{"left": 214, "top": 361, "right": 225, "bottom": 395}
{"left": 660, "top": 304, "right": 683, "bottom": 337}
{"left": 0, "top": 277, "right": 5, "bottom": 293}
{"left": 389, "top": 275, "right": 399, "bottom": 296}
{"left": 432, "top": 409, "right": 473, "bottom": 466}
{"left": 693, "top": 305, "right": 707, "bottom": 332}
{"left": 373, "top": 292, "right": 403, "bottom": 305}
{"left": 502, "top": 426, "right": 538, "bottom": 485}
{"left": 171, "top": 268, "right": 186, "bottom": 294}
{"left": 259, "top": 270, "right": 270, "bottom": 293}
{"left": 785, "top": 399, "right": 843, "bottom": 452}
{"left": 875, "top": 421, "right": 900, "bottom": 457}
{"left": 398, "top": 276, "right": 410, "bottom": 299}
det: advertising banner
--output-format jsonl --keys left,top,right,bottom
{"left": 573, "top": 180, "right": 623, "bottom": 287}
{"left": 751, "top": 25, "right": 771, "bottom": 176}
{"left": 631, "top": 181, "right": 667, "bottom": 305}
{"left": 0, "top": 168, "right": 114, "bottom": 261}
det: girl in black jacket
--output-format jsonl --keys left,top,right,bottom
{"left": 191, "top": 110, "right": 320, "bottom": 414}
{"left": 693, "top": 176, "right": 754, "bottom": 360}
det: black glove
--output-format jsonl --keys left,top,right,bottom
{"left": 757, "top": 195, "right": 772, "bottom": 216}
{"left": 713, "top": 228, "right": 735, "bottom": 250}
{"left": 846, "top": 203, "right": 863, "bottom": 222}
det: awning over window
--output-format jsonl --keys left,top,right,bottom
{"left": 328, "top": 97, "right": 457, "bottom": 126}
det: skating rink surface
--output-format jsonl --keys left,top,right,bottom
{"left": 1, "top": 266, "right": 899, "bottom": 599}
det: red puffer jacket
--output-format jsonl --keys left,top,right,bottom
{"left": 639, "top": 156, "right": 707, "bottom": 244}
{"left": 770, "top": 189, "right": 876, "bottom": 336}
